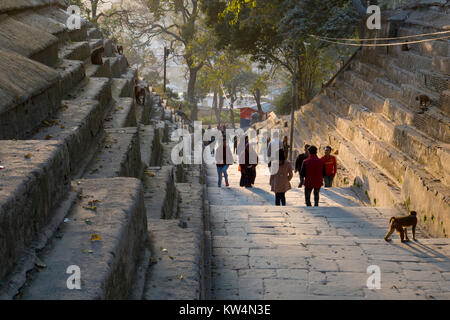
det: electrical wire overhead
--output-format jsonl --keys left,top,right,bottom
{"left": 310, "top": 33, "right": 450, "bottom": 47}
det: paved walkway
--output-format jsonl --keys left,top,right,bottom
{"left": 206, "top": 161, "right": 450, "bottom": 300}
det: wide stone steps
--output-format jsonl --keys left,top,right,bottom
{"left": 0, "top": 0, "right": 166, "bottom": 300}
{"left": 17, "top": 178, "right": 147, "bottom": 300}
{"left": 328, "top": 75, "right": 449, "bottom": 180}
{"left": 86, "top": 58, "right": 112, "bottom": 78}
{"left": 296, "top": 102, "right": 403, "bottom": 208}
{"left": 10, "top": 5, "right": 88, "bottom": 45}
{"left": 396, "top": 26, "right": 449, "bottom": 59}
{"left": 30, "top": 100, "right": 105, "bottom": 177}
{"left": 0, "top": 140, "right": 71, "bottom": 283}
{"left": 104, "top": 98, "right": 137, "bottom": 129}
{"left": 57, "top": 59, "right": 86, "bottom": 99}
{"left": 0, "top": 49, "right": 61, "bottom": 139}
{"left": 59, "top": 41, "right": 91, "bottom": 61}
{"left": 141, "top": 163, "right": 205, "bottom": 299}
{"left": 207, "top": 200, "right": 450, "bottom": 299}
{"left": 66, "top": 77, "right": 112, "bottom": 109}
{"left": 0, "top": 14, "right": 59, "bottom": 67}
{"left": 0, "top": 0, "right": 62, "bottom": 14}
{"left": 82, "top": 127, "right": 142, "bottom": 180}
{"left": 112, "top": 77, "right": 134, "bottom": 99}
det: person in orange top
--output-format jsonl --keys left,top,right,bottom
{"left": 321, "top": 146, "right": 337, "bottom": 188}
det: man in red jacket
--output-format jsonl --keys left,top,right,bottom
{"left": 300, "top": 145, "right": 325, "bottom": 207}
{"left": 321, "top": 146, "right": 337, "bottom": 188}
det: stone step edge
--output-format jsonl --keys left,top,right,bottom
{"left": 0, "top": 185, "right": 81, "bottom": 299}
{"left": 143, "top": 167, "right": 206, "bottom": 300}
{"left": 18, "top": 177, "right": 147, "bottom": 300}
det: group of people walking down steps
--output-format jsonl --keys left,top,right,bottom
{"left": 211, "top": 129, "right": 338, "bottom": 207}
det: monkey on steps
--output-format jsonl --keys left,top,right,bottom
{"left": 91, "top": 46, "right": 104, "bottom": 65}
{"left": 384, "top": 211, "right": 417, "bottom": 243}
{"left": 416, "top": 94, "right": 431, "bottom": 114}
{"left": 134, "top": 79, "right": 146, "bottom": 105}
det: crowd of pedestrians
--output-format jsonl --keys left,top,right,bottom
{"left": 211, "top": 127, "right": 338, "bottom": 207}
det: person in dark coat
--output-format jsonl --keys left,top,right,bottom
{"left": 300, "top": 145, "right": 325, "bottom": 207}
{"left": 239, "top": 136, "right": 258, "bottom": 188}
{"left": 295, "top": 144, "right": 310, "bottom": 188}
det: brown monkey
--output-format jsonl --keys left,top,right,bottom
{"left": 416, "top": 94, "right": 431, "bottom": 107}
{"left": 91, "top": 46, "right": 104, "bottom": 65}
{"left": 416, "top": 94, "right": 431, "bottom": 114}
{"left": 134, "top": 84, "right": 146, "bottom": 105}
{"left": 401, "top": 41, "right": 409, "bottom": 51}
{"left": 117, "top": 45, "right": 123, "bottom": 55}
{"left": 384, "top": 211, "right": 417, "bottom": 242}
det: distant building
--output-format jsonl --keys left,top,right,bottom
{"left": 237, "top": 102, "right": 276, "bottom": 130}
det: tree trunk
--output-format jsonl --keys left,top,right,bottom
{"left": 213, "top": 88, "right": 220, "bottom": 124}
{"left": 229, "top": 98, "right": 236, "bottom": 129}
{"left": 218, "top": 94, "right": 224, "bottom": 126}
{"left": 187, "top": 66, "right": 199, "bottom": 121}
{"left": 253, "top": 88, "right": 264, "bottom": 120}
{"left": 91, "top": 0, "right": 98, "bottom": 21}
{"left": 296, "top": 55, "right": 303, "bottom": 107}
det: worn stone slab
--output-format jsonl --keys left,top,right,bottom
{"left": 0, "top": 49, "right": 61, "bottom": 139}
{"left": 0, "top": 15, "right": 58, "bottom": 66}
{"left": 83, "top": 127, "right": 142, "bottom": 179}
{"left": 0, "top": 140, "right": 70, "bottom": 281}
{"left": 19, "top": 178, "right": 147, "bottom": 299}
{"left": 31, "top": 100, "right": 105, "bottom": 177}
{"left": 207, "top": 158, "right": 450, "bottom": 299}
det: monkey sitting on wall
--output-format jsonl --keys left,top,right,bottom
{"left": 117, "top": 45, "right": 124, "bottom": 55}
{"left": 91, "top": 46, "right": 104, "bottom": 65}
{"left": 416, "top": 94, "right": 431, "bottom": 114}
{"left": 401, "top": 41, "right": 409, "bottom": 51}
{"left": 384, "top": 211, "right": 417, "bottom": 242}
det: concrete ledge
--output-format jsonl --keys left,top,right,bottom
{"left": 144, "top": 169, "right": 204, "bottom": 300}
{"left": 19, "top": 177, "right": 147, "bottom": 299}
{"left": 31, "top": 100, "right": 106, "bottom": 177}
{"left": 57, "top": 59, "right": 86, "bottom": 99}
{"left": 86, "top": 59, "right": 112, "bottom": 79}
{"left": 59, "top": 42, "right": 91, "bottom": 61}
{"left": 402, "top": 167, "right": 450, "bottom": 238}
{"left": 0, "top": 0, "right": 59, "bottom": 14}
{"left": 104, "top": 98, "right": 136, "bottom": 129}
{"left": 88, "top": 28, "right": 103, "bottom": 40}
{"left": 103, "top": 39, "right": 114, "bottom": 57}
{"left": 0, "top": 15, "right": 59, "bottom": 66}
{"left": 83, "top": 127, "right": 142, "bottom": 179}
{"left": 143, "top": 166, "right": 177, "bottom": 220}
{"left": 111, "top": 78, "right": 134, "bottom": 98}
{"left": 0, "top": 140, "right": 71, "bottom": 281}
{"left": 67, "top": 77, "right": 112, "bottom": 112}
{"left": 0, "top": 50, "right": 62, "bottom": 139}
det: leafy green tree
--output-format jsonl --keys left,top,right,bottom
{"left": 103, "top": 0, "right": 215, "bottom": 120}
{"left": 202, "top": 0, "right": 359, "bottom": 108}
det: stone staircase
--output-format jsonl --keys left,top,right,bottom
{"left": 206, "top": 163, "right": 450, "bottom": 299}
{"left": 0, "top": 0, "right": 205, "bottom": 299}
{"left": 255, "top": 2, "right": 449, "bottom": 239}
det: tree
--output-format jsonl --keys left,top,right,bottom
{"left": 105, "top": 0, "right": 214, "bottom": 120}
{"left": 202, "top": 0, "right": 359, "bottom": 108}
